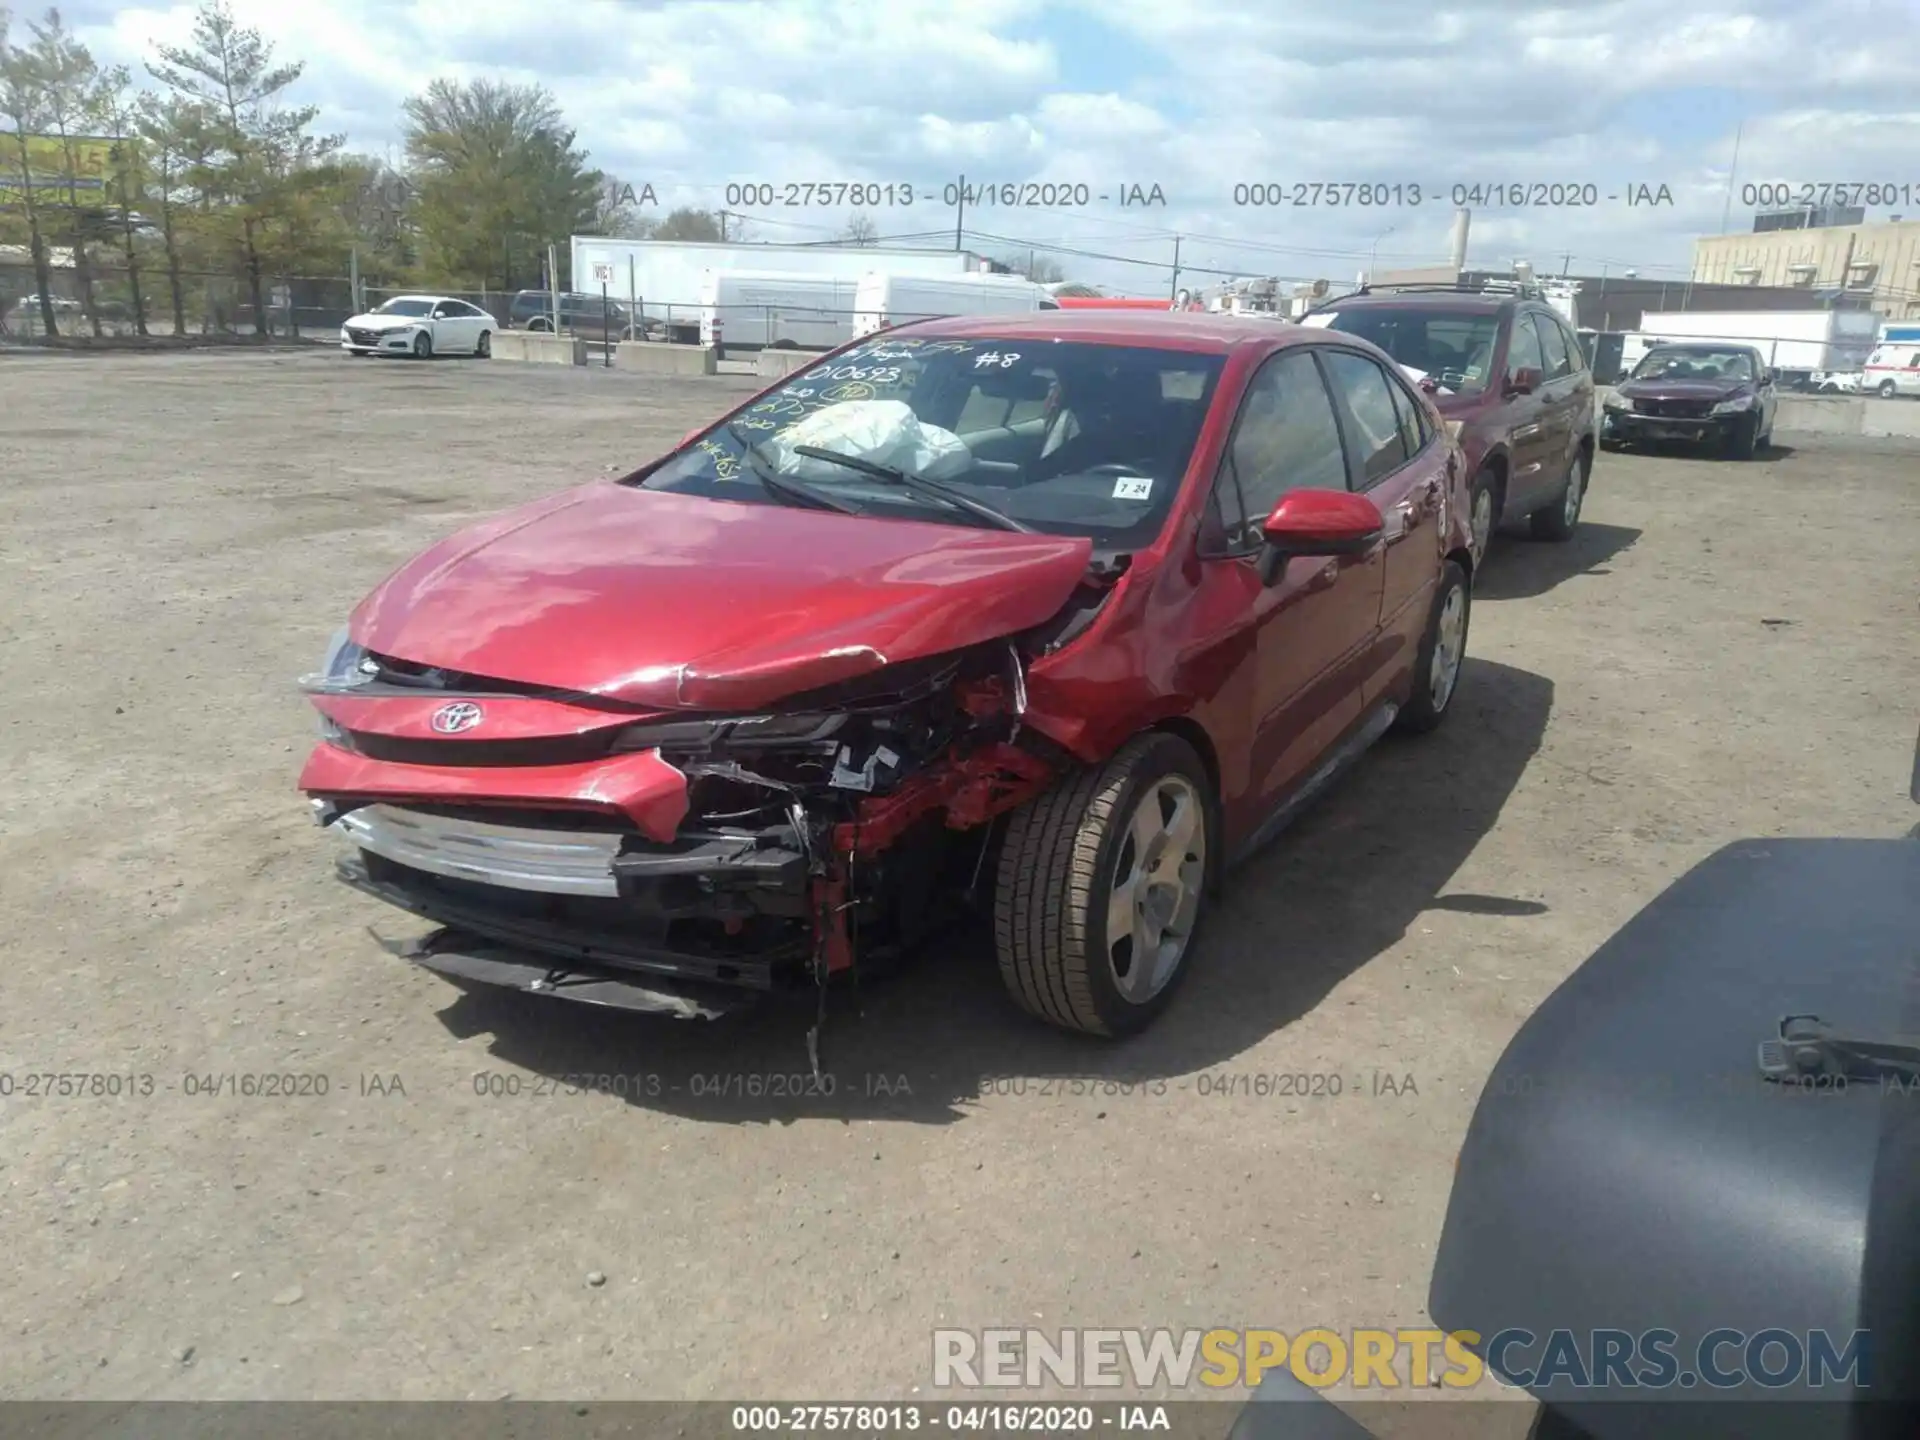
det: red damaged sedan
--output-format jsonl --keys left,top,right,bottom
{"left": 299, "top": 312, "right": 1475, "bottom": 1038}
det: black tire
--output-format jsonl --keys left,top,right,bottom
{"left": 1393, "top": 560, "right": 1470, "bottom": 735}
{"left": 476, "top": 329, "right": 491, "bottom": 358}
{"left": 1467, "top": 465, "right": 1500, "bottom": 568}
{"left": 413, "top": 330, "right": 432, "bottom": 359}
{"left": 1598, "top": 435, "right": 1623, "bottom": 451}
{"left": 993, "top": 732, "right": 1216, "bottom": 1038}
{"left": 1529, "top": 446, "right": 1588, "bottom": 541}
{"left": 527, "top": 317, "right": 552, "bottom": 333}
{"left": 1879, "top": 380, "right": 1897, "bottom": 398}
{"left": 1723, "top": 412, "right": 1758, "bottom": 460}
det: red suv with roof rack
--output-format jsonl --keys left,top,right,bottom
{"left": 1302, "top": 283, "right": 1597, "bottom": 566}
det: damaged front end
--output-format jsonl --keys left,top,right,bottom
{"left": 299, "top": 638, "right": 1064, "bottom": 1023}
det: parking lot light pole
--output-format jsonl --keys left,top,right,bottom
{"left": 548, "top": 245, "right": 559, "bottom": 335}
{"left": 1368, "top": 224, "right": 1398, "bottom": 284}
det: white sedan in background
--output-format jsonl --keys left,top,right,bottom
{"left": 340, "top": 295, "right": 495, "bottom": 359}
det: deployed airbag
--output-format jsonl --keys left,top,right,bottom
{"left": 768, "top": 400, "right": 972, "bottom": 481}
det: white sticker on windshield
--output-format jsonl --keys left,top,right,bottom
{"left": 1112, "top": 476, "right": 1153, "bottom": 500}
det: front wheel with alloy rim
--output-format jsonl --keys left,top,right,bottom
{"left": 1393, "top": 559, "right": 1471, "bottom": 735}
{"left": 993, "top": 732, "right": 1216, "bottom": 1037}
{"left": 1529, "top": 447, "right": 1588, "bottom": 541}
{"left": 476, "top": 330, "right": 491, "bottom": 358}
{"left": 1468, "top": 467, "right": 1499, "bottom": 567}
{"left": 413, "top": 330, "right": 433, "bottom": 359}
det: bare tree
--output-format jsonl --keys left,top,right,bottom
{"left": 838, "top": 212, "right": 878, "bottom": 245}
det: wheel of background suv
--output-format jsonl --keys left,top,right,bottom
{"left": 1529, "top": 447, "right": 1588, "bottom": 541}
{"left": 476, "top": 330, "right": 491, "bottom": 358}
{"left": 1724, "top": 412, "right": 1759, "bottom": 460}
{"left": 413, "top": 330, "right": 432, "bottom": 359}
{"left": 993, "top": 732, "right": 1215, "bottom": 1038}
{"left": 1392, "top": 559, "right": 1470, "bottom": 735}
{"left": 1879, "top": 379, "right": 1898, "bottom": 398}
{"left": 1467, "top": 465, "right": 1499, "bottom": 568}
{"left": 528, "top": 316, "right": 552, "bottom": 333}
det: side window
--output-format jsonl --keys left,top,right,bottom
{"left": 1387, "top": 373, "right": 1426, "bottom": 458}
{"left": 1534, "top": 313, "right": 1572, "bottom": 379}
{"left": 1506, "top": 312, "right": 1545, "bottom": 380}
{"left": 1321, "top": 349, "right": 1412, "bottom": 486}
{"left": 1210, "top": 350, "right": 1348, "bottom": 548}
{"left": 1559, "top": 319, "right": 1588, "bottom": 374}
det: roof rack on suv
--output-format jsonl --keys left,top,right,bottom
{"left": 1304, "top": 274, "right": 1572, "bottom": 315}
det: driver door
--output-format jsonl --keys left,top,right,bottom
{"left": 1198, "top": 348, "right": 1384, "bottom": 830}
{"left": 428, "top": 302, "right": 461, "bottom": 349}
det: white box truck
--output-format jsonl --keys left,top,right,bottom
{"left": 570, "top": 238, "right": 989, "bottom": 344}
{"left": 696, "top": 270, "right": 859, "bottom": 352}
{"left": 851, "top": 272, "right": 1057, "bottom": 338}
{"left": 1621, "top": 310, "right": 1879, "bottom": 389}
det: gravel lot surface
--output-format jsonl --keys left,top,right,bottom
{"left": 3, "top": 351, "right": 1915, "bottom": 1419}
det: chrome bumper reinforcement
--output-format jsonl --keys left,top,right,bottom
{"left": 323, "top": 802, "right": 622, "bottom": 897}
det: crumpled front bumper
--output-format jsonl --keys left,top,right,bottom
{"left": 1602, "top": 407, "right": 1740, "bottom": 444}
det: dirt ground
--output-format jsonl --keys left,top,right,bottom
{"left": 2, "top": 351, "right": 1915, "bottom": 1411}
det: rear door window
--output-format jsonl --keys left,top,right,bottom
{"left": 1507, "top": 313, "right": 1545, "bottom": 379}
{"left": 1320, "top": 350, "right": 1413, "bottom": 486}
{"left": 1534, "top": 313, "right": 1573, "bottom": 379}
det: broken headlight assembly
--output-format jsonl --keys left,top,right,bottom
{"left": 301, "top": 628, "right": 377, "bottom": 695}
{"left": 301, "top": 628, "right": 377, "bottom": 740}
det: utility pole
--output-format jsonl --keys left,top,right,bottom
{"left": 719, "top": 210, "right": 728, "bottom": 242}
{"left": 955, "top": 174, "right": 965, "bottom": 252}
{"left": 1169, "top": 235, "right": 1182, "bottom": 300}
{"left": 1561, "top": 252, "right": 1572, "bottom": 276}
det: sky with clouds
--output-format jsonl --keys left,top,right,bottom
{"left": 56, "top": 0, "right": 1920, "bottom": 294}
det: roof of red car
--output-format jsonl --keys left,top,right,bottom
{"left": 887, "top": 309, "right": 1305, "bottom": 353}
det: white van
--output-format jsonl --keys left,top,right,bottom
{"left": 697, "top": 270, "right": 858, "bottom": 351}
{"left": 851, "top": 272, "right": 1057, "bottom": 338}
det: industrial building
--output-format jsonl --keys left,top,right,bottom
{"left": 1692, "top": 211, "right": 1920, "bottom": 320}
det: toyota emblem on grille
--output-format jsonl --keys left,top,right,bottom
{"left": 430, "top": 701, "right": 484, "bottom": 734}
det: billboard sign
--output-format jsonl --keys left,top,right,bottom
{"left": 0, "top": 134, "right": 118, "bottom": 205}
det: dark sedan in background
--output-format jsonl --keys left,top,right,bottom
{"left": 1600, "top": 343, "right": 1778, "bottom": 459}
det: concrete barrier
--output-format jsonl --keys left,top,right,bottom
{"left": 1773, "top": 395, "right": 1865, "bottom": 434}
{"left": 616, "top": 341, "right": 716, "bottom": 376}
{"left": 1861, "top": 400, "right": 1920, "bottom": 439}
{"left": 754, "top": 347, "right": 820, "bottom": 379}
{"left": 492, "top": 330, "right": 585, "bottom": 365}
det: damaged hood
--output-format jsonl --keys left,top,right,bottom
{"left": 1613, "top": 377, "right": 1749, "bottom": 403}
{"left": 349, "top": 482, "right": 1094, "bottom": 710}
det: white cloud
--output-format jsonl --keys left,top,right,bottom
{"left": 62, "top": 0, "right": 1920, "bottom": 292}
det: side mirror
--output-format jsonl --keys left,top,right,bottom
{"left": 1506, "top": 366, "right": 1542, "bottom": 396}
{"left": 1257, "top": 489, "right": 1385, "bottom": 585}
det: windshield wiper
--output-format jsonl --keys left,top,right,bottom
{"left": 1758, "top": 1015, "right": 1920, "bottom": 1084}
{"left": 789, "top": 445, "right": 1033, "bottom": 534}
{"left": 725, "top": 424, "right": 863, "bottom": 516}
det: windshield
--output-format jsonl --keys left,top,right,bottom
{"left": 374, "top": 299, "right": 435, "bottom": 317}
{"left": 1313, "top": 307, "right": 1501, "bottom": 393}
{"left": 633, "top": 336, "right": 1226, "bottom": 548}
{"left": 1631, "top": 347, "right": 1756, "bottom": 382}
